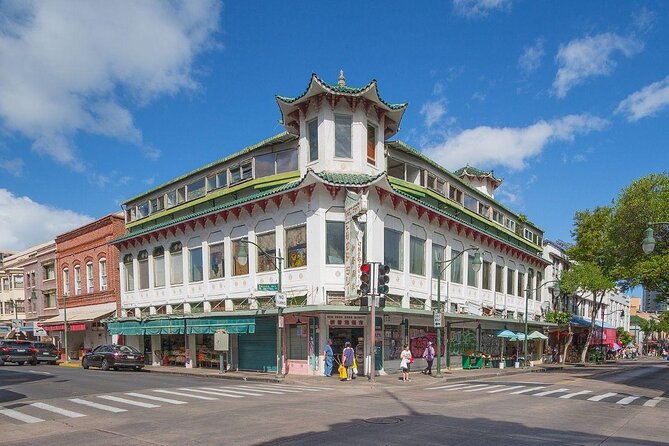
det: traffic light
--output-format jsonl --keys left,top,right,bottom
{"left": 377, "top": 264, "right": 390, "bottom": 294}
{"left": 359, "top": 263, "right": 371, "bottom": 295}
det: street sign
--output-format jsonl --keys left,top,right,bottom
{"left": 434, "top": 311, "right": 442, "bottom": 328}
{"left": 275, "top": 292, "right": 287, "bottom": 308}
{"left": 257, "top": 283, "right": 279, "bottom": 292}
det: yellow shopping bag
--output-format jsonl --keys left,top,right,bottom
{"left": 338, "top": 363, "right": 347, "bottom": 379}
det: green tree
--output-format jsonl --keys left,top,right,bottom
{"left": 567, "top": 206, "right": 616, "bottom": 273}
{"left": 616, "top": 327, "right": 634, "bottom": 347}
{"left": 560, "top": 262, "right": 616, "bottom": 363}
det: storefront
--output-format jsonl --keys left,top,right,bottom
{"left": 39, "top": 308, "right": 114, "bottom": 360}
{"left": 325, "top": 314, "right": 367, "bottom": 375}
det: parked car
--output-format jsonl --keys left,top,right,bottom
{"left": 0, "top": 339, "right": 37, "bottom": 365}
{"left": 30, "top": 341, "right": 59, "bottom": 365}
{"left": 82, "top": 344, "right": 145, "bottom": 371}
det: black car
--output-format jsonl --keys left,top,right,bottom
{"left": 30, "top": 341, "right": 59, "bottom": 364}
{"left": 0, "top": 340, "right": 37, "bottom": 365}
{"left": 82, "top": 344, "right": 145, "bottom": 371}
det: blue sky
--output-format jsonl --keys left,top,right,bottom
{"left": 1, "top": 0, "right": 668, "bottom": 253}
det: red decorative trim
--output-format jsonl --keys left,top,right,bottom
{"left": 325, "top": 184, "right": 340, "bottom": 200}
{"left": 242, "top": 203, "right": 255, "bottom": 216}
{"left": 187, "top": 220, "right": 196, "bottom": 231}
{"left": 271, "top": 195, "right": 283, "bottom": 209}
{"left": 231, "top": 207, "right": 241, "bottom": 219}
{"left": 416, "top": 206, "right": 426, "bottom": 220}
{"left": 258, "top": 199, "right": 268, "bottom": 213}
{"left": 427, "top": 211, "right": 436, "bottom": 224}
{"left": 438, "top": 215, "right": 447, "bottom": 227}
{"left": 376, "top": 187, "right": 388, "bottom": 205}
{"left": 390, "top": 194, "right": 401, "bottom": 209}
{"left": 287, "top": 190, "right": 300, "bottom": 205}
{"left": 304, "top": 184, "right": 316, "bottom": 200}
{"left": 404, "top": 200, "right": 414, "bottom": 216}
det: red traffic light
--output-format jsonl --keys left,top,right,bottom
{"left": 360, "top": 263, "right": 371, "bottom": 273}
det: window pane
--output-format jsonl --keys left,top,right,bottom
{"left": 467, "top": 254, "right": 479, "bottom": 287}
{"left": 153, "top": 254, "right": 165, "bottom": 287}
{"left": 187, "top": 178, "right": 206, "bottom": 201}
{"left": 507, "top": 269, "right": 515, "bottom": 295}
{"left": 86, "top": 263, "right": 94, "bottom": 293}
{"left": 277, "top": 148, "right": 298, "bottom": 173}
{"left": 166, "top": 190, "right": 176, "bottom": 208}
{"left": 536, "top": 272, "right": 543, "bottom": 301}
{"left": 326, "top": 222, "right": 344, "bottom": 265}
{"left": 206, "top": 175, "right": 217, "bottom": 192}
{"left": 189, "top": 247, "right": 203, "bottom": 282}
{"left": 432, "top": 244, "right": 445, "bottom": 279}
{"left": 232, "top": 239, "right": 249, "bottom": 275}
{"left": 170, "top": 251, "right": 183, "bottom": 285}
{"left": 308, "top": 120, "right": 318, "bottom": 162}
{"left": 334, "top": 114, "right": 352, "bottom": 158}
{"left": 75, "top": 266, "right": 81, "bottom": 294}
{"left": 63, "top": 269, "right": 69, "bottom": 295}
{"left": 464, "top": 194, "right": 477, "bottom": 212}
{"left": 13, "top": 275, "right": 23, "bottom": 289}
{"left": 255, "top": 153, "right": 275, "bottom": 178}
{"left": 409, "top": 236, "right": 425, "bottom": 275}
{"left": 257, "top": 232, "right": 276, "bottom": 273}
{"left": 384, "top": 228, "right": 403, "bottom": 271}
{"left": 216, "top": 171, "right": 227, "bottom": 188}
{"left": 495, "top": 265, "right": 504, "bottom": 293}
{"left": 285, "top": 225, "right": 307, "bottom": 269}
{"left": 482, "top": 261, "right": 492, "bottom": 290}
{"left": 517, "top": 272, "right": 524, "bottom": 297}
{"left": 450, "top": 250, "right": 462, "bottom": 284}
{"left": 230, "top": 166, "right": 241, "bottom": 183}
{"left": 124, "top": 261, "right": 134, "bottom": 291}
{"left": 367, "top": 125, "right": 376, "bottom": 164}
{"left": 177, "top": 187, "right": 186, "bottom": 204}
{"left": 209, "top": 243, "right": 224, "bottom": 279}
{"left": 241, "top": 161, "right": 252, "bottom": 180}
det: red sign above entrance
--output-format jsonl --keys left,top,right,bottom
{"left": 326, "top": 315, "right": 367, "bottom": 327}
{"left": 40, "top": 323, "right": 87, "bottom": 332}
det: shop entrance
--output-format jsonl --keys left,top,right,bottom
{"left": 329, "top": 327, "right": 364, "bottom": 375}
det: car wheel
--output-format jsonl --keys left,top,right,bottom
{"left": 30, "top": 360, "right": 37, "bottom": 366}
{"left": 17, "top": 361, "right": 24, "bottom": 366}
{"left": 50, "top": 361, "right": 57, "bottom": 365}
{"left": 82, "top": 358, "right": 89, "bottom": 369}
{"left": 101, "top": 359, "right": 110, "bottom": 371}
{"left": 134, "top": 366, "right": 143, "bottom": 371}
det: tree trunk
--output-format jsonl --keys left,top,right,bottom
{"left": 580, "top": 324, "right": 594, "bottom": 363}
{"left": 562, "top": 326, "right": 573, "bottom": 364}
{"left": 581, "top": 291, "right": 604, "bottom": 364}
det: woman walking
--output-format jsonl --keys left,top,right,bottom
{"left": 342, "top": 342, "right": 355, "bottom": 381}
{"left": 400, "top": 344, "right": 412, "bottom": 382}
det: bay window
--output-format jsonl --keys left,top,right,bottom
{"left": 138, "top": 250, "right": 149, "bottom": 290}
{"left": 334, "top": 114, "right": 352, "bottom": 158}
{"left": 170, "top": 242, "right": 183, "bottom": 285}
{"left": 256, "top": 232, "right": 277, "bottom": 272}
{"left": 123, "top": 255, "right": 134, "bottom": 291}
{"left": 153, "top": 247, "right": 165, "bottom": 287}
{"left": 325, "top": 222, "right": 345, "bottom": 265}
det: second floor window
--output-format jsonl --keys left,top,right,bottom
{"left": 189, "top": 246, "right": 203, "bottom": 282}
{"left": 334, "top": 114, "right": 352, "bottom": 158}
{"left": 507, "top": 269, "right": 515, "bottom": 295}
{"left": 256, "top": 232, "right": 277, "bottom": 273}
{"left": 467, "top": 254, "right": 479, "bottom": 287}
{"left": 409, "top": 235, "right": 425, "bottom": 276}
{"left": 153, "top": 247, "right": 165, "bottom": 287}
{"left": 170, "top": 242, "right": 183, "bottom": 285}
{"left": 74, "top": 266, "right": 81, "bottom": 295}
{"left": 138, "top": 250, "right": 149, "bottom": 290}
{"left": 450, "top": 250, "right": 463, "bottom": 284}
{"left": 123, "top": 255, "right": 134, "bottom": 291}
{"left": 495, "top": 265, "right": 504, "bottom": 293}
{"left": 232, "top": 239, "right": 249, "bottom": 276}
{"left": 384, "top": 228, "right": 403, "bottom": 271}
{"left": 209, "top": 243, "right": 224, "bottom": 279}
{"left": 367, "top": 124, "right": 376, "bottom": 164}
{"left": 517, "top": 272, "right": 525, "bottom": 297}
{"left": 86, "top": 262, "right": 94, "bottom": 293}
{"left": 325, "top": 222, "right": 344, "bottom": 265}
{"left": 286, "top": 225, "right": 307, "bottom": 269}
{"left": 432, "top": 244, "right": 445, "bottom": 279}
{"left": 63, "top": 268, "right": 69, "bottom": 296}
{"left": 99, "top": 259, "right": 107, "bottom": 291}
{"left": 482, "top": 260, "right": 492, "bottom": 290}
{"left": 307, "top": 119, "right": 318, "bottom": 162}
{"left": 44, "top": 264, "right": 55, "bottom": 280}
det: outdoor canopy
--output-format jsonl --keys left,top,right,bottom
{"left": 106, "top": 316, "right": 256, "bottom": 336}
{"left": 527, "top": 330, "right": 549, "bottom": 340}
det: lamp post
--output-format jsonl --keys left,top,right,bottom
{"left": 237, "top": 238, "right": 284, "bottom": 379}
{"left": 524, "top": 279, "right": 560, "bottom": 368}
{"left": 600, "top": 308, "right": 624, "bottom": 361}
{"left": 641, "top": 222, "right": 669, "bottom": 254}
{"left": 62, "top": 292, "right": 69, "bottom": 364}
{"left": 434, "top": 248, "right": 481, "bottom": 377}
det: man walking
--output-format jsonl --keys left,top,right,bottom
{"left": 422, "top": 341, "right": 435, "bottom": 375}
{"left": 342, "top": 342, "right": 355, "bottom": 381}
{"left": 323, "top": 338, "right": 333, "bottom": 376}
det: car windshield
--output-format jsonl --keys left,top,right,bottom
{"left": 116, "top": 345, "right": 140, "bottom": 354}
{"left": 32, "top": 343, "right": 47, "bottom": 348}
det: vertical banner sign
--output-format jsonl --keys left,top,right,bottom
{"left": 344, "top": 191, "right": 368, "bottom": 299}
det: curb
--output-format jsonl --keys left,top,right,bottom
{"left": 58, "top": 362, "right": 82, "bottom": 368}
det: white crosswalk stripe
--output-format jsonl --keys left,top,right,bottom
{"left": 588, "top": 392, "right": 618, "bottom": 402}
{"left": 274, "top": 384, "right": 334, "bottom": 391}
{"left": 229, "top": 385, "right": 287, "bottom": 395}
{"left": 616, "top": 396, "right": 640, "bottom": 405}
{"left": 488, "top": 385, "right": 525, "bottom": 393}
{"left": 533, "top": 388, "right": 569, "bottom": 397}
{"left": 198, "top": 387, "right": 264, "bottom": 397}
{"left": 0, "top": 408, "right": 44, "bottom": 423}
{"left": 559, "top": 390, "right": 593, "bottom": 399}
{"left": 426, "top": 383, "right": 471, "bottom": 390}
{"left": 153, "top": 389, "right": 218, "bottom": 400}
{"left": 444, "top": 384, "right": 490, "bottom": 392}
{"left": 179, "top": 387, "right": 244, "bottom": 398}
{"left": 125, "top": 392, "right": 188, "bottom": 405}
{"left": 463, "top": 385, "right": 505, "bottom": 393}
{"left": 69, "top": 398, "right": 127, "bottom": 413}
{"left": 251, "top": 385, "right": 303, "bottom": 393}
{"left": 30, "top": 402, "right": 86, "bottom": 418}
{"left": 643, "top": 397, "right": 664, "bottom": 407}
{"left": 97, "top": 395, "right": 160, "bottom": 408}
{"left": 510, "top": 386, "right": 546, "bottom": 394}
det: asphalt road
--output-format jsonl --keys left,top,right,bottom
{"left": 0, "top": 360, "right": 667, "bottom": 445}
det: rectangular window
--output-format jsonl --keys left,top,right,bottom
{"left": 206, "top": 174, "right": 217, "bottom": 192}
{"left": 74, "top": 266, "right": 81, "bottom": 295}
{"left": 367, "top": 124, "right": 376, "bottom": 164}
{"left": 325, "top": 222, "right": 345, "bottom": 265}
{"left": 409, "top": 236, "right": 425, "bottom": 276}
{"left": 536, "top": 272, "right": 543, "bottom": 301}
{"left": 44, "top": 264, "right": 55, "bottom": 280}
{"left": 495, "top": 265, "right": 504, "bottom": 293}
{"left": 176, "top": 187, "right": 186, "bottom": 204}
{"left": 170, "top": 243, "right": 183, "bottom": 285}
{"left": 307, "top": 119, "right": 319, "bottom": 162}
{"left": 138, "top": 251, "right": 149, "bottom": 290}
{"left": 505, "top": 218, "right": 516, "bottom": 232}
{"left": 435, "top": 178, "right": 445, "bottom": 195}
{"left": 166, "top": 190, "right": 177, "bottom": 208}
{"left": 123, "top": 257, "right": 134, "bottom": 291}
{"left": 427, "top": 174, "right": 436, "bottom": 191}
{"left": 464, "top": 194, "right": 477, "bottom": 212}
{"left": 150, "top": 197, "right": 164, "bottom": 214}
{"left": 189, "top": 247, "right": 203, "bottom": 282}
{"left": 232, "top": 239, "right": 249, "bottom": 276}
{"left": 450, "top": 249, "right": 463, "bottom": 284}
{"left": 46, "top": 291, "right": 57, "bottom": 309}
{"left": 256, "top": 232, "right": 276, "bottom": 273}
{"left": 209, "top": 243, "right": 224, "bottom": 279}
{"left": 12, "top": 275, "right": 23, "bottom": 289}
{"left": 507, "top": 269, "right": 515, "bottom": 295}
{"left": 241, "top": 160, "right": 252, "bottom": 180}
{"left": 482, "top": 260, "right": 492, "bottom": 290}
{"left": 334, "top": 114, "right": 352, "bottom": 158}
{"left": 187, "top": 178, "right": 206, "bottom": 201}
{"left": 276, "top": 148, "right": 298, "bottom": 173}
{"left": 478, "top": 203, "right": 490, "bottom": 218}
{"left": 384, "top": 228, "right": 403, "bottom": 271}
{"left": 406, "top": 164, "right": 422, "bottom": 185}
{"left": 449, "top": 186, "right": 463, "bottom": 203}
{"left": 524, "top": 228, "right": 533, "bottom": 241}
{"left": 216, "top": 171, "right": 228, "bottom": 188}
{"left": 86, "top": 262, "right": 94, "bottom": 293}
{"left": 432, "top": 244, "right": 445, "bottom": 279}
{"left": 285, "top": 225, "right": 307, "bottom": 269}
{"left": 467, "top": 254, "right": 479, "bottom": 287}
{"left": 517, "top": 272, "right": 525, "bottom": 297}
{"left": 492, "top": 210, "right": 504, "bottom": 225}
{"left": 255, "top": 153, "right": 276, "bottom": 178}
{"left": 137, "top": 201, "right": 149, "bottom": 218}
{"left": 153, "top": 248, "right": 165, "bottom": 287}
{"left": 63, "top": 269, "right": 69, "bottom": 296}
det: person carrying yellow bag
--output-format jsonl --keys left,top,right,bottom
{"left": 338, "top": 361, "right": 347, "bottom": 380}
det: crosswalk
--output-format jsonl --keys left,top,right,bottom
{"left": 425, "top": 382, "right": 665, "bottom": 407}
{"left": 0, "top": 383, "right": 333, "bottom": 425}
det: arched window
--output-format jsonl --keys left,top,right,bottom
{"left": 123, "top": 254, "right": 134, "bottom": 292}
{"left": 62, "top": 268, "right": 70, "bottom": 296}
{"left": 138, "top": 250, "right": 149, "bottom": 290}
{"left": 99, "top": 258, "right": 107, "bottom": 291}
{"left": 169, "top": 242, "right": 183, "bottom": 285}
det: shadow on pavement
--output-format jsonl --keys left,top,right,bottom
{"left": 0, "top": 368, "right": 52, "bottom": 403}
{"left": 576, "top": 360, "right": 668, "bottom": 397}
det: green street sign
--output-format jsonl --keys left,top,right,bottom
{"left": 257, "top": 283, "right": 279, "bottom": 292}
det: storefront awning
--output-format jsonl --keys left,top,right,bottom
{"left": 143, "top": 318, "right": 185, "bottom": 335}
{"left": 186, "top": 317, "right": 255, "bottom": 334}
{"left": 107, "top": 320, "right": 143, "bottom": 336}
{"left": 106, "top": 316, "right": 256, "bottom": 335}
{"left": 39, "top": 310, "right": 114, "bottom": 331}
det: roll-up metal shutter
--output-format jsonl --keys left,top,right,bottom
{"left": 238, "top": 317, "right": 277, "bottom": 372}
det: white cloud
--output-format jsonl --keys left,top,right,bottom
{"left": 0, "top": 1, "right": 221, "bottom": 169}
{"left": 423, "top": 114, "right": 608, "bottom": 170}
{"left": 0, "top": 158, "right": 24, "bottom": 176}
{"left": 471, "top": 92, "right": 486, "bottom": 102}
{"left": 616, "top": 75, "right": 669, "bottom": 122}
{"left": 553, "top": 33, "right": 643, "bottom": 98}
{"left": 433, "top": 82, "right": 444, "bottom": 95}
{"left": 519, "top": 38, "right": 545, "bottom": 73}
{"left": 420, "top": 101, "right": 447, "bottom": 128}
{"left": 0, "top": 189, "right": 92, "bottom": 251}
{"left": 452, "top": 0, "right": 512, "bottom": 17}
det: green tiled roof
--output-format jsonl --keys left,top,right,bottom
{"left": 124, "top": 132, "right": 297, "bottom": 204}
{"left": 454, "top": 165, "right": 502, "bottom": 183}
{"left": 277, "top": 73, "right": 407, "bottom": 111}
{"left": 315, "top": 171, "right": 384, "bottom": 185}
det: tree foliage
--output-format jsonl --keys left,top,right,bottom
{"left": 545, "top": 310, "right": 571, "bottom": 325}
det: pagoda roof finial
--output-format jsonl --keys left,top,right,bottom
{"left": 338, "top": 69, "right": 345, "bottom": 86}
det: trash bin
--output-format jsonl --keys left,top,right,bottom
{"left": 462, "top": 355, "right": 471, "bottom": 369}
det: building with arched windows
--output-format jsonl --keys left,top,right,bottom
{"left": 109, "top": 73, "right": 553, "bottom": 375}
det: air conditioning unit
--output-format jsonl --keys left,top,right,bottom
{"left": 457, "top": 304, "right": 469, "bottom": 314}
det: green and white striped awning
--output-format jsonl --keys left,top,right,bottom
{"left": 106, "top": 316, "right": 255, "bottom": 336}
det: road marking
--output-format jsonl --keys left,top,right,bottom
{"left": 179, "top": 388, "right": 244, "bottom": 398}
{"left": 230, "top": 386, "right": 287, "bottom": 395}
{"left": 154, "top": 389, "right": 218, "bottom": 400}
{"left": 250, "top": 385, "right": 303, "bottom": 393}
{"left": 97, "top": 395, "right": 160, "bottom": 408}
{"left": 463, "top": 385, "right": 505, "bottom": 392}
{"left": 533, "top": 388, "right": 569, "bottom": 397}
{"left": 616, "top": 396, "right": 640, "bottom": 405}
{"left": 488, "top": 385, "right": 525, "bottom": 393}
{"left": 445, "top": 384, "right": 490, "bottom": 392}
{"left": 643, "top": 397, "right": 664, "bottom": 407}
{"left": 273, "top": 384, "right": 334, "bottom": 391}
{"left": 588, "top": 392, "right": 618, "bottom": 402}
{"left": 510, "top": 386, "right": 546, "bottom": 394}
{"left": 559, "top": 390, "right": 592, "bottom": 399}
{"left": 28, "top": 370, "right": 52, "bottom": 375}
{"left": 125, "top": 392, "right": 187, "bottom": 405}
{"left": 199, "top": 387, "right": 264, "bottom": 397}
{"left": 30, "top": 402, "right": 86, "bottom": 418}
{"left": 0, "top": 408, "right": 43, "bottom": 423}
{"left": 69, "top": 398, "right": 127, "bottom": 413}
{"left": 426, "top": 383, "right": 471, "bottom": 390}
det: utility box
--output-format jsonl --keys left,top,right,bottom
{"left": 214, "top": 330, "right": 229, "bottom": 351}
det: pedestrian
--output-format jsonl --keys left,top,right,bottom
{"left": 422, "top": 341, "right": 435, "bottom": 375}
{"left": 342, "top": 341, "right": 355, "bottom": 381}
{"left": 400, "top": 344, "right": 412, "bottom": 382}
{"left": 323, "top": 338, "right": 333, "bottom": 377}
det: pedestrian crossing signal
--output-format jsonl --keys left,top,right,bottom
{"left": 377, "top": 264, "right": 390, "bottom": 294}
{"left": 359, "top": 263, "right": 371, "bottom": 295}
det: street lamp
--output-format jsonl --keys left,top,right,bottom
{"left": 434, "top": 248, "right": 481, "bottom": 377}
{"left": 237, "top": 238, "right": 285, "bottom": 379}
{"left": 641, "top": 222, "right": 669, "bottom": 254}
{"left": 600, "top": 309, "right": 624, "bottom": 361}
{"left": 524, "top": 279, "right": 560, "bottom": 368}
